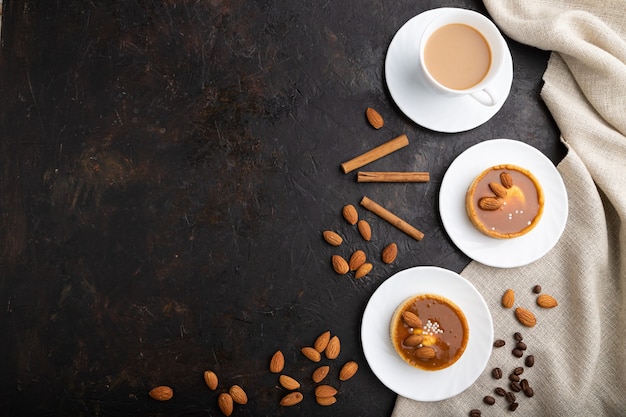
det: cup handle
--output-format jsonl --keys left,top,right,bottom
{"left": 470, "top": 87, "right": 498, "bottom": 106}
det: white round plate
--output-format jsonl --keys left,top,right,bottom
{"left": 361, "top": 266, "right": 493, "bottom": 401}
{"left": 385, "top": 8, "right": 513, "bottom": 133}
{"left": 439, "top": 139, "right": 568, "bottom": 268}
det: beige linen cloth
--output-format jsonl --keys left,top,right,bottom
{"left": 393, "top": 1, "right": 626, "bottom": 416}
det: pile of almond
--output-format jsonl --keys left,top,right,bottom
{"left": 500, "top": 286, "right": 558, "bottom": 327}
{"left": 323, "top": 203, "right": 398, "bottom": 280}
{"left": 270, "top": 330, "right": 359, "bottom": 407}
{"left": 478, "top": 172, "right": 514, "bottom": 211}
{"left": 148, "top": 369, "right": 250, "bottom": 416}
{"left": 400, "top": 311, "right": 437, "bottom": 360}
{"left": 203, "top": 370, "right": 249, "bottom": 416}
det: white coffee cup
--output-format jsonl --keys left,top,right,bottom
{"left": 419, "top": 8, "right": 508, "bottom": 106}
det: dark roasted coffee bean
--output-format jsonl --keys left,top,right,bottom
{"left": 514, "top": 366, "right": 524, "bottom": 375}
{"left": 525, "top": 355, "right": 535, "bottom": 367}
{"left": 510, "top": 381, "right": 521, "bottom": 392}
{"left": 509, "top": 373, "right": 520, "bottom": 382}
{"left": 514, "top": 332, "right": 523, "bottom": 342}
{"left": 483, "top": 395, "right": 496, "bottom": 405}
{"left": 494, "top": 339, "right": 506, "bottom": 348}
{"left": 469, "top": 410, "right": 481, "bottom": 417}
{"left": 509, "top": 402, "right": 519, "bottom": 411}
{"left": 505, "top": 391, "right": 516, "bottom": 404}
{"left": 495, "top": 387, "right": 507, "bottom": 396}
{"left": 516, "top": 341, "right": 527, "bottom": 350}
{"left": 520, "top": 379, "right": 530, "bottom": 391}
{"left": 512, "top": 348, "right": 523, "bottom": 358}
{"left": 492, "top": 367, "right": 503, "bottom": 379}
{"left": 524, "top": 387, "right": 534, "bottom": 397}
{"left": 533, "top": 285, "right": 542, "bottom": 294}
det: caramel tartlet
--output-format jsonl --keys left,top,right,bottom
{"left": 465, "top": 164, "right": 545, "bottom": 239}
{"left": 390, "top": 294, "right": 469, "bottom": 371}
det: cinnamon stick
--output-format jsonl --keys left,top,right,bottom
{"left": 341, "top": 134, "right": 409, "bottom": 174}
{"left": 360, "top": 196, "right": 424, "bottom": 241}
{"left": 357, "top": 171, "right": 430, "bottom": 183}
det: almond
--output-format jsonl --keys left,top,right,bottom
{"left": 331, "top": 255, "right": 349, "bottom": 275}
{"left": 218, "top": 392, "right": 234, "bottom": 416}
{"left": 349, "top": 250, "right": 366, "bottom": 271}
{"left": 381, "top": 243, "right": 398, "bottom": 264}
{"left": 357, "top": 219, "right": 372, "bottom": 241}
{"left": 229, "top": 385, "right": 248, "bottom": 405}
{"left": 415, "top": 346, "right": 436, "bottom": 359}
{"left": 301, "top": 346, "right": 322, "bottom": 362}
{"left": 149, "top": 385, "right": 173, "bottom": 401}
{"left": 403, "top": 334, "right": 424, "bottom": 347}
{"left": 279, "top": 375, "right": 301, "bottom": 390}
{"left": 537, "top": 294, "right": 558, "bottom": 308}
{"left": 315, "top": 385, "right": 338, "bottom": 398}
{"left": 355, "top": 262, "right": 373, "bottom": 279}
{"left": 402, "top": 311, "right": 422, "bottom": 328}
{"left": 500, "top": 172, "right": 513, "bottom": 188}
{"left": 325, "top": 335, "right": 341, "bottom": 359}
{"left": 339, "top": 361, "right": 359, "bottom": 381}
{"left": 312, "top": 365, "right": 330, "bottom": 383}
{"left": 342, "top": 204, "right": 358, "bottom": 225}
{"left": 366, "top": 107, "right": 384, "bottom": 129}
{"left": 489, "top": 182, "right": 508, "bottom": 198}
{"left": 322, "top": 230, "right": 343, "bottom": 246}
{"left": 314, "top": 330, "right": 331, "bottom": 352}
{"left": 515, "top": 307, "right": 537, "bottom": 327}
{"left": 316, "top": 395, "right": 337, "bottom": 406}
{"left": 280, "top": 392, "right": 303, "bottom": 407}
{"left": 478, "top": 197, "right": 503, "bottom": 211}
{"left": 203, "top": 370, "right": 218, "bottom": 390}
{"left": 501, "top": 289, "right": 515, "bottom": 309}
{"left": 269, "top": 350, "right": 285, "bottom": 373}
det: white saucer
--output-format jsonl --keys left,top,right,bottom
{"left": 385, "top": 8, "right": 513, "bottom": 133}
{"left": 361, "top": 266, "right": 493, "bottom": 401}
{"left": 439, "top": 139, "right": 568, "bottom": 268}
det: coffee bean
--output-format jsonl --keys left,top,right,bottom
{"left": 510, "top": 381, "right": 521, "bottom": 392}
{"left": 492, "top": 367, "right": 503, "bottom": 379}
{"left": 509, "top": 402, "right": 519, "bottom": 411}
{"left": 505, "top": 391, "right": 516, "bottom": 404}
{"left": 483, "top": 395, "right": 495, "bottom": 405}
{"left": 512, "top": 348, "right": 523, "bottom": 358}
{"left": 469, "top": 410, "right": 481, "bottom": 417}
{"left": 494, "top": 387, "right": 507, "bottom": 396}
{"left": 509, "top": 373, "right": 520, "bottom": 382}
{"left": 520, "top": 379, "right": 530, "bottom": 391}
{"left": 533, "top": 285, "right": 542, "bottom": 294}
{"left": 525, "top": 355, "right": 535, "bottom": 367}
{"left": 516, "top": 341, "right": 527, "bottom": 350}
{"left": 513, "top": 366, "right": 524, "bottom": 375}
{"left": 493, "top": 339, "right": 506, "bottom": 348}
{"left": 524, "top": 387, "right": 535, "bottom": 398}
{"left": 514, "top": 332, "right": 523, "bottom": 342}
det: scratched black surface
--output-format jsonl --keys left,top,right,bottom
{"left": 0, "top": 1, "right": 565, "bottom": 416}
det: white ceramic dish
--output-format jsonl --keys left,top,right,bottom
{"left": 385, "top": 8, "right": 513, "bottom": 133}
{"left": 361, "top": 266, "right": 493, "bottom": 401}
{"left": 439, "top": 139, "right": 568, "bottom": 268}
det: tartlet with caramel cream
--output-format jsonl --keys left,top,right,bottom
{"left": 390, "top": 294, "right": 469, "bottom": 371}
{"left": 465, "top": 164, "right": 544, "bottom": 239}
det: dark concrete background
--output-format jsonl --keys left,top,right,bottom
{"left": 0, "top": 1, "right": 564, "bottom": 416}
